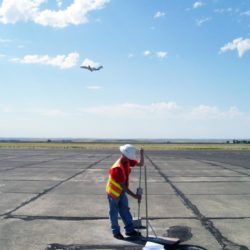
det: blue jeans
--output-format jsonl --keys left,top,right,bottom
{"left": 107, "top": 192, "right": 135, "bottom": 235}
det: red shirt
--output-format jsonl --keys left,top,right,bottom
{"left": 110, "top": 157, "right": 138, "bottom": 184}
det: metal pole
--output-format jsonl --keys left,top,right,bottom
{"left": 144, "top": 163, "right": 149, "bottom": 238}
{"left": 138, "top": 164, "right": 141, "bottom": 223}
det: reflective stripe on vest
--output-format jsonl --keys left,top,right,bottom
{"left": 106, "top": 176, "right": 123, "bottom": 199}
{"left": 106, "top": 159, "right": 126, "bottom": 199}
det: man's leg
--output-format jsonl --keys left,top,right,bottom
{"left": 118, "top": 192, "right": 135, "bottom": 234}
{"left": 107, "top": 195, "right": 121, "bottom": 236}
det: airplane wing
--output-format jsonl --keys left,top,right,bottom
{"left": 96, "top": 66, "right": 103, "bottom": 70}
{"left": 80, "top": 66, "right": 89, "bottom": 69}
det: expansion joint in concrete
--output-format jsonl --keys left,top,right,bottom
{"left": 2, "top": 154, "right": 112, "bottom": 219}
{"left": 146, "top": 155, "right": 249, "bottom": 250}
{"left": 200, "top": 160, "right": 250, "bottom": 177}
{"left": 5, "top": 215, "right": 109, "bottom": 221}
{"left": 0, "top": 152, "right": 87, "bottom": 173}
{"left": 5, "top": 215, "right": 198, "bottom": 222}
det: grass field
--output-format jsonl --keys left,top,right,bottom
{"left": 0, "top": 142, "right": 250, "bottom": 150}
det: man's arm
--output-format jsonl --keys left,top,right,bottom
{"left": 121, "top": 183, "right": 141, "bottom": 202}
{"left": 137, "top": 148, "right": 144, "bottom": 167}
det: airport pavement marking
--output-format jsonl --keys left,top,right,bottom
{"left": 146, "top": 154, "right": 248, "bottom": 250}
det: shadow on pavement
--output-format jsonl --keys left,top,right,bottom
{"left": 47, "top": 242, "right": 208, "bottom": 250}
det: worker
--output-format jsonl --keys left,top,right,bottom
{"left": 106, "top": 144, "right": 144, "bottom": 239}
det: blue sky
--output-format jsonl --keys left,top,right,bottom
{"left": 0, "top": 0, "right": 250, "bottom": 139}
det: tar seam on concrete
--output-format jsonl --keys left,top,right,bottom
{"left": 3, "top": 154, "right": 112, "bottom": 218}
{"left": 1, "top": 149, "right": 250, "bottom": 250}
{"left": 147, "top": 155, "right": 249, "bottom": 250}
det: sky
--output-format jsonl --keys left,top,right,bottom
{"left": 0, "top": 0, "right": 250, "bottom": 139}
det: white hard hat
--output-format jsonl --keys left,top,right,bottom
{"left": 119, "top": 144, "right": 137, "bottom": 160}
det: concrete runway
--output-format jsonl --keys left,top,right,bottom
{"left": 0, "top": 149, "right": 250, "bottom": 250}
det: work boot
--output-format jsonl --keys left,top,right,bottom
{"left": 113, "top": 232, "right": 124, "bottom": 240}
{"left": 125, "top": 230, "right": 141, "bottom": 237}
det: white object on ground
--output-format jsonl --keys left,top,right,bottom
{"left": 143, "top": 241, "right": 166, "bottom": 250}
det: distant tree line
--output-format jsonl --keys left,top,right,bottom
{"left": 229, "top": 140, "right": 250, "bottom": 144}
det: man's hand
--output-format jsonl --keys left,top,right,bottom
{"left": 137, "top": 148, "right": 144, "bottom": 167}
{"left": 136, "top": 187, "right": 143, "bottom": 203}
{"left": 140, "top": 148, "right": 144, "bottom": 156}
{"left": 134, "top": 194, "right": 142, "bottom": 203}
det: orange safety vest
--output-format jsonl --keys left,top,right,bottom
{"left": 106, "top": 159, "right": 128, "bottom": 199}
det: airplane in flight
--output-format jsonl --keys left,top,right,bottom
{"left": 80, "top": 65, "right": 103, "bottom": 72}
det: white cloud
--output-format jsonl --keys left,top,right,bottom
{"left": 40, "top": 109, "right": 68, "bottom": 117}
{"left": 0, "top": 0, "right": 45, "bottom": 24}
{"left": 156, "top": 51, "right": 168, "bottom": 58}
{"left": 220, "top": 38, "right": 250, "bottom": 57}
{"left": 0, "top": 0, "right": 109, "bottom": 28}
{"left": 0, "top": 37, "right": 11, "bottom": 43}
{"left": 214, "top": 8, "right": 233, "bottom": 14}
{"left": 154, "top": 11, "right": 165, "bottom": 19}
{"left": 191, "top": 105, "right": 221, "bottom": 118}
{"left": 11, "top": 52, "right": 79, "bottom": 69}
{"left": 143, "top": 50, "right": 151, "bottom": 56}
{"left": 193, "top": 1, "right": 203, "bottom": 9}
{"left": 86, "top": 85, "right": 101, "bottom": 90}
{"left": 79, "top": 102, "right": 248, "bottom": 122}
{"left": 2, "top": 103, "right": 250, "bottom": 138}
{"left": 241, "top": 10, "right": 250, "bottom": 16}
{"left": 190, "top": 105, "right": 246, "bottom": 121}
{"left": 0, "top": 106, "right": 69, "bottom": 117}
{"left": 81, "top": 58, "right": 100, "bottom": 68}
{"left": 1, "top": 106, "right": 14, "bottom": 113}
{"left": 80, "top": 102, "right": 179, "bottom": 117}
{"left": 196, "top": 17, "right": 212, "bottom": 26}
{"left": 56, "top": 0, "right": 63, "bottom": 8}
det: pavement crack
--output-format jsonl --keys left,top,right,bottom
{"left": 0, "top": 152, "right": 85, "bottom": 173}
{"left": 47, "top": 244, "right": 143, "bottom": 250}
{"left": 146, "top": 155, "right": 249, "bottom": 250}
{"left": 3, "top": 154, "right": 111, "bottom": 218}
{"left": 6, "top": 215, "right": 109, "bottom": 221}
{"left": 200, "top": 160, "right": 250, "bottom": 177}
{"left": 5, "top": 215, "right": 197, "bottom": 221}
